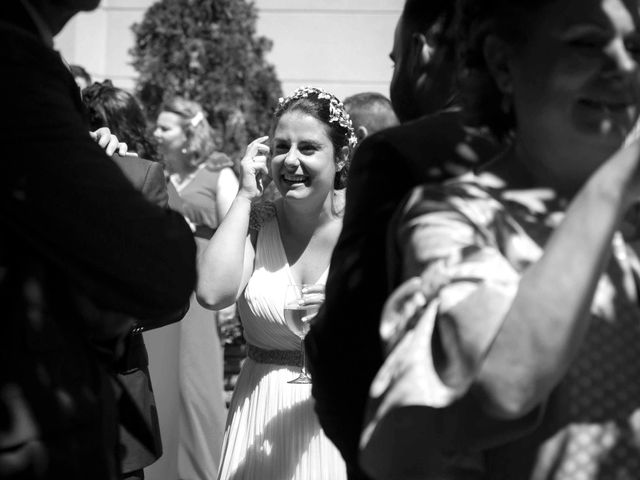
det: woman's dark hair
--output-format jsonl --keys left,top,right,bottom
{"left": 82, "top": 80, "right": 158, "bottom": 161}
{"left": 457, "top": 0, "right": 556, "bottom": 140}
{"left": 273, "top": 87, "right": 355, "bottom": 190}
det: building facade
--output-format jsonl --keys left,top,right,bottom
{"left": 57, "top": 0, "right": 403, "bottom": 99}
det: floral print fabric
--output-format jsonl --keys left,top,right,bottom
{"left": 361, "top": 173, "right": 640, "bottom": 480}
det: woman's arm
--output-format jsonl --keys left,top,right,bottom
{"left": 196, "top": 137, "right": 270, "bottom": 309}
{"left": 399, "top": 142, "right": 640, "bottom": 420}
{"left": 475, "top": 143, "right": 640, "bottom": 418}
{"left": 216, "top": 166, "right": 240, "bottom": 221}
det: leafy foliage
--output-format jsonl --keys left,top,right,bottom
{"left": 131, "top": 0, "right": 283, "bottom": 158}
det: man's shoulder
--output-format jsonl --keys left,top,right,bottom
{"left": 356, "top": 110, "right": 499, "bottom": 176}
{"left": 112, "top": 155, "right": 157, "bottom": 186}
{"left": 350, "top": 111, "right": 467, "bottom": 174}
{"left": 112, "top": 156, "right": 168, "bottom": 207}
{"left": 368, "top": 110, "right": 469, "bottom": 149}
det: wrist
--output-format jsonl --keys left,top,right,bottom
{"left": 237, "top": 189, "right": 255, "bottom": 201}
{"left": 235, "top": 191, "right": 254, "bottom": 205}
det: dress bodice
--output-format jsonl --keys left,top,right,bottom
{"left": 238, "top": 215, "right": 328, "bottom": 351}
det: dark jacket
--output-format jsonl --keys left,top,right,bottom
{"left": 112, "top": 155, "right": 185, "bottom": 474}
{"left": 0, "top": 5, "right": 196, "bottom": 479}
{"left": 306, "top": 110, "right": 500, "bottom": 479}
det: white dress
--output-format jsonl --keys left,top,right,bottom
{"left": 217, "top": 214, "right": 347, "bottom": 480}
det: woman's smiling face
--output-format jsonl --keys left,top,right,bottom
{"left": 271, "top": 110, "right": 338, "bottom": 201}
{"left": 504, "top": 0, "right": 640, "bottom": 185}
{"left": 153, "top": 111, "right": 187, "bottom": 164}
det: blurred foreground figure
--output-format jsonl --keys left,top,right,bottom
{"left": 306, "top": 1, "right": 500, "bottom": 478}
{"left": 360, "top": 0, "right": 640, "bottom": 479}
{"left": 0, "top": 1, "right": 196, "bottom": 479}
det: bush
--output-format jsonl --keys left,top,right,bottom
{"left": 130, "top": 0, "right": 283, "bottom": 158}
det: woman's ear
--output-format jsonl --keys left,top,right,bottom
{"left": 356, "top": 126, "right": 368, "bottom": 143}
{"left": 483, "top": 34, "right": 514, "bottom": 96}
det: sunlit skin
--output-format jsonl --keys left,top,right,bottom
{"left": 504, "top": 0, "right": 640, "bottom": 195}
{"left": 153, "top": 111, "right": 190, "bottom": 175}
{"left": 270, "top": 111, "right": 338, "bottom": 205}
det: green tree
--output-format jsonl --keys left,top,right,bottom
{"left": 130, "top": 0, "right": 282, "bottom": 158}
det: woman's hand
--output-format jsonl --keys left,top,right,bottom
{"left": 90, "top": 127, "right": 128, "bottom": 157}
{"left": 300, "top": 284, "right": 326, "bottom": 323}
{"left": 238, "top": 136, "right": 271, "bottom": 201}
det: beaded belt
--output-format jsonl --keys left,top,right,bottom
{"left": 247, "top": 344, "right": 302, "bottom": 367}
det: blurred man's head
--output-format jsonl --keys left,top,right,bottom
{"left": 343, "top": 92, "right": 398, "bottom": 144}
{"left": 389, "top": 0, "right": 457, "bottom": 122}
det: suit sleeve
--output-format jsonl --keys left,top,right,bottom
{"left": 142, "top": 162, "right": 169, "bottom": 208}
{"left": 140, "top": 161, "right": 169, "bottom": 209}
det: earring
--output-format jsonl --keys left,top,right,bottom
{"left": 181, "top": 147, "right": 188, "bottom": 154}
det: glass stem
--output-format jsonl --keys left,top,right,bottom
{"left": 300, "top": 338, "right": 307, "bottom": 376}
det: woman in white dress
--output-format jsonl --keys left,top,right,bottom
{"left": 197, "top": 86, "right": 354, "bottom": 480}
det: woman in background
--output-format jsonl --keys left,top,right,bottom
{"left": 154, "top": 97, "right": 238, "bottom": 480}
{"left": 154, "top": 97, "right": 238, "bottom": 238}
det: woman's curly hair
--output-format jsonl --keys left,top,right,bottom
{"left": 82, "top": 80, "right": 158, "bottom": 161}
{"left": 457, "top": 0, "right": 555, "bottom": 141}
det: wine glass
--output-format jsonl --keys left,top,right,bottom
{"left": 283, "top": 283, "right": 322, "bottom": 384}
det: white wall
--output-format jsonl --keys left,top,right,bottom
{"left": 56, "top": 0, "right": 403, "bottom": 100}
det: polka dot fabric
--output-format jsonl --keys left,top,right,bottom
{"left": 555, "top": 245, "right": 640, "bottom": 480}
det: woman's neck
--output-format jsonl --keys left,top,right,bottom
{"left": 170, "top": 155, "right": 198, "bottom": 180}
{"left": 277, "top": 193, "right": 339, "bottom": 238}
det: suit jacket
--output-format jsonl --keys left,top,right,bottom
{"left": 112, "top": 155, "right": 178, "bottom": 474}
{"left": 305, "top": 110, "right": 500, "bottom": 479}
{"left": 0, "top": 5, "right": 196, "bottom": 479}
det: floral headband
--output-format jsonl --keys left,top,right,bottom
{"left": 276, "top": 86, "right": 358, "bottom": 149}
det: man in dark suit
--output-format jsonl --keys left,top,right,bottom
{"left": 110, "top": 154, "right": 172, "bottom": 480}
{"left": 81, "top": 79, "right": 186, "bottom": 478}
{"left": 0, "top": 1, "right": 196, "bottom": 479}
{"left": 305, "top": 1, "right": 500, "bottom": 479}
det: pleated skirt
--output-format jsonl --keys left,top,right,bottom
{"left": 217, "top": 358, "right": 347, "bottom": 480}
